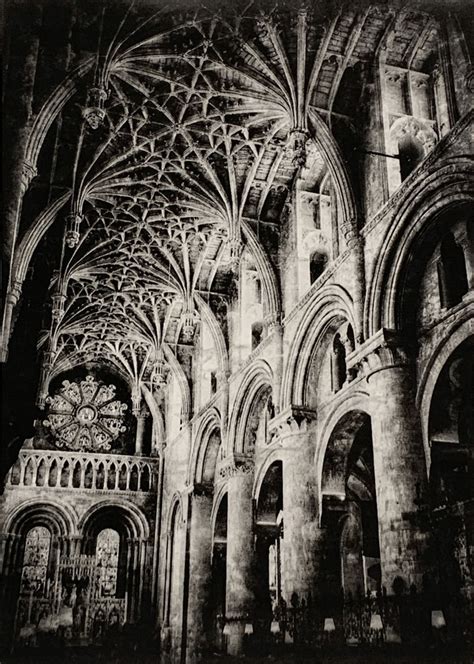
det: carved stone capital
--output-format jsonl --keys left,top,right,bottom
{"left": 6, "top": 280, "right": 23, "bottom": 307}
{"left": 20, "top": 161, "right": 38, "bottom": 194}
{"left": 263, "top": 311, "right": 282, "bottom": 332}
{"left": 340, "top": 219, "right": 359, "bottom": 249}
{"left": 347, "top": 328, "right": 411, "bottom": 379}
{"left": 268, "top": 405, "right": 317, "bottom": 443}
{"left": 217, "top": 453, "right": 254, "bottom": 481}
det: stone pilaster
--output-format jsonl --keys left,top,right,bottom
{"left": 186, "top": 486, "right": 213, "bottom": 663}
{"left": 352, "top": 329, "right": 429, "bottom": 591}
{"left": 457, "top": 234, "right": 474, "bottom": 291}
{"left": 269, "top": 407, "right": 323, "bottom": 602}
{"left": 134, "top": 411, "right": 149, "bottom": 455}
{"left": 341, "top": 221, "right": 365, "bottom": 344}
{"left": 0, "top": 279, "right": 22, "bottom": 362}
{"left": 224, "top": 457, "right": 255, "bottom": 656}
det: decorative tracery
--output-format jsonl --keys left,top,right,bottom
{"left": 95, "top": 529, "right": 120, "bottom": 598}
{"left": 20, "top": 526, "right": 51, "bottom": 596}
{"left": 13, "top": 3, "right": 445, "bottom": 409}
{"left": 43, "top": 375, "right": 127, "bottom": 452}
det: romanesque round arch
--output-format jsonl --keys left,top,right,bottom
{"left": 210, "top": 484, "right": 228, "bottom": 545}
{"left": 366, "top": 158, "right": 474, "bottom": 338}
{"left": 253, "top": 447, "right": 286, "bottom": 507}
{"left": 418, "top": 316, "right": 474, "bottom": 471}
{"left": 281, "top": 284, "right": 355, "bottom": 408}
{"left": 314, "top": 390, "right": 371, "bottom": 509}
{"left": 3, "top": 497, "right": 78, "bottom": 538}
{"left": 79, "top": 499, "right": 149, "bottom": 541}
{"left": 228, "top": 359, "right": 273, "bottom": 455}
{"left": 242, "top": 221, "right": 281, "bottom": 318}
{"left": 195, "top": 294, "right": 229, "bottom": 378}
{"left": 189, "top": 407, "right": 222, "bottom": 486}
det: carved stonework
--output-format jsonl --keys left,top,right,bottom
{"left": 289, "top": 128, "right": 310, "bottom": 167}
{"left": 340, "top": 219, "right": 359, "bottom": 249}
{"left": 268, "top": 405, "right": 317, "bottom": 444}
{"left": 83, "top": 86, "right": 108, "bottom": 129}
{"left": 43, "top": 375, "right": 127, "bottom": 452}
{"left": 65, "top": 213, "right": 83, "bottom": 249}
{"left": 20, "top": 161, "right": 38, "bottom": 194}
{"left": 347, "top": 328, "right": 411, "bottom": 379}
{"left": 217, "top": 454, "right": 254, "bottom": 481}
{"left": 390, "top": 115, "right": 438, "bottom": 154}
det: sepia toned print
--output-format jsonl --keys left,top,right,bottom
{"left": 1, "top": 0, "right": 473, "bottom": 662}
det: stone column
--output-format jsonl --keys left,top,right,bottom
{"left": 361, "top": 330, "right": 429, "bottom": 591}
{"left": 0, "top": 279, "right": 22, "bottom": 362}
{"left": 342, "top": 222, "right": 365, "bottom": 344}
{"left": 270, "top": 407, "right": 322, "bottom": 603}
{"left": 186, "top": 486, "right": 213, "bottom": 663}
{"left": 224, "top": 458, "right": 255, "bottom": 656}
{"left": 134, "top": 411, "right": 148, "bottom": 455}
{"left": 458, "top": 234, "right": 474, "bottom": 292}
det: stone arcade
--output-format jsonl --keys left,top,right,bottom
{"left": 1, "top": 1, "right": 473, "bottom": 662}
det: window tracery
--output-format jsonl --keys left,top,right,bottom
{"left": 43, "top": 375, "right": 127, "bottom": 452}
{"left": 95, "top": 529, "right": 120, "bottom": 598}
{"left": 21, "top": 526, "right": 51, "bottom": 596}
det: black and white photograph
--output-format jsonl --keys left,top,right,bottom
{"left": 1, "top": 0, "right": 473, "bottom": 662}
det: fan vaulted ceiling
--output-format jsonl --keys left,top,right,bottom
{"left": 18, "top": 1, "right": 441, "bottom": 398}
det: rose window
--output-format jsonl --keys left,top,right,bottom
{"left": 44, "top": 375, "right": 127, "bottom": 452}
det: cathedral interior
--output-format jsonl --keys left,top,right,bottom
{"left": 1, "top": 0, "right": 473, "bottom": 662}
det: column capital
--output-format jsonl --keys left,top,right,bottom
{"left": 216, "top": 453, "right": 254, "bottom": 481}
{"left": 263, "top": 311, "right": 282, "bottom": 332}
{"left": 347, "top": 328, "right": 412, "bottom": 380}
{"left": 341, "top": 218, "right": 361, "bottom": 249}
{"left": 6, "top": 279, "right": 23, "bottom": 306}
{"left": 268, "top": 404, "right": 317, "bottom": 444}
{"left": 20, "top": 160, "right": 38, "bottom": 194}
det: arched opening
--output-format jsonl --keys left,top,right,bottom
{"left": 255, "top": 461, "right": 283, "bottom": 646}
{"left": 9, "top": 507, "right": 69, "bottom": 642}
{"left": 10, "top": 457, "right": 22, "bottom": 485}
{"left": 399, "top": 203, "right": 472, "bottom": 343}
{"left": 438, "top": 232, "right": 468, "bottom": 308}
{"left": 20, "top": 526, "right": 52, "bottom": 597}
{"left": 96, "top": 528, "right": 120, "bottom": 598}
{"left": 140, "top": 465, "right": 151, "bottom": 492}
{"left": 429, "top": 337, "right": 474, "bottom": 507}
{"left": 210, "top": 371, "right": 218, "bottom": 395}
{"left": 24, "top": 458, "right": 34, "bottom": 486}
{"left": 36, "top": 459, "right": 47, "bottom": 487}
{"left": 332, "top": 333, "right": 347, "bottom": 393}
{"left": 251, "top": 322, "right": 263, "bottom": 351}
{"left": 48, "top": 459, "right": 58, "bottom": 487}
{"left": 72, "top": 461, "right": 81, "bottom": 488}
{"left": 107, "top": 464, "right": 116, "bottom": 490}
{"left": 84, "top": 461, "right": 93, "bottom": 489}
{"left": 243, "top": 385, "right": 273, "bottom": 453}
{"left": 79, "top": 504, "right": 146, "bottom": 636}
{"left": 398, "top": 133, "right": 425, "bottom": 181}
{"left": 428, "top": 337, "right": 474, "bottom": 607}
{"left": 321, "top": 412, "right": 380, "bottom": 603}
{"left": 96, "top": 463, "right": 105, "bottom": 490}
{"left": 310, "top": 250, "right": 328, "bottom": 285}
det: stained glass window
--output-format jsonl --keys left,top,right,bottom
{"left": 95, "top": 529, "right": 120, "bottom": 597}
{"left": 21, "top": 526, "right": 51, "bottom": 596}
